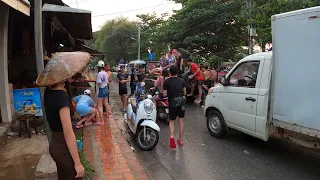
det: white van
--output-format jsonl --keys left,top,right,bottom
{"left": 204, "top": 6, "right": 320, "bottom": 149}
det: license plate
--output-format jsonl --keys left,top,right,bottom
{"left": 165, "top": 108, "right": 169, "bottom": 113}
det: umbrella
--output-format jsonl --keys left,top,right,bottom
{"left": 36, "top": 51, "right": 92, "bottom": 87}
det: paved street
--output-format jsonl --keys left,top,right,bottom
{"left": 108, "top": 80, "right": 320, "bottom": 180}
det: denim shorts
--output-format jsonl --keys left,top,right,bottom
{"left": 98, "top": 86, "right": 109, "bottom": 99}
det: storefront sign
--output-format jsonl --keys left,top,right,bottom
{"left": 13, "top": 88, "right": 43, "bottom": 116}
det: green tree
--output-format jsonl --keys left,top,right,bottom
{"left": 158, "top": 0, "right": 247, "bottom": 57}
{"left": 136, "top": 13, "right": 169, "bottom": 61}
{"left": 241, "top": 0, "right": 319, "bottom": 47}
{"left": 95, "top": 18, "right": 138, "bottom": 64}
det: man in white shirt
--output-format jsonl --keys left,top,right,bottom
{"left": 96, "top": 60, "right": 109, "bottom": 124}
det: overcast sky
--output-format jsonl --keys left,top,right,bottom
{"left": 63, "top": 0, "right": 182, "bottom": 32}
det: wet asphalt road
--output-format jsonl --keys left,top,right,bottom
{"left": 131, "top": 104, "right": 320, "bottom": 180}
{"left": 109, "top": 78, "right": 320, "bottom": 180}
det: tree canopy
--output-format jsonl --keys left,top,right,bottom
{"left": 95, "top": 18, "right": 138, "bottom": 64}
{"left": 93, "top": 0, "right": 319, "bottom": 66}
{"left": 241, "top": 0, "right": 319, "bottom": 46}
{"left": 160, "top": 0, "right": 246, "bottom": 57}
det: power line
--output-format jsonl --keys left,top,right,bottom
{"left": 148, "top": 0, "right": 167, "bottom": 14}
{"left": 154, "top": 3, "right": 173, "bottom": 14}
{"left": 67, "top": 0, "right": 89, "bottom": 5}
{"left": 92, "top": 2, "right": 173, "bottom": 17}
{"left": 162, "top": 4, "right": 180, "bottom": 15}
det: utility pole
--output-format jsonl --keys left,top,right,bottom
{"left": 75, "top": 0, "right": 79, "bottom": 8}
{"left": 247, "top": 0, "right": 254, "bottom": 55}
{"left": 34, "top": 0, "right": 51, "bottom": 143}
{"left": 138, "top": 26, "right": 141, "bottom": 60}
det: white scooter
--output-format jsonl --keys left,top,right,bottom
{"left": 124, "top": 85, "right": 160, "bottom": 151}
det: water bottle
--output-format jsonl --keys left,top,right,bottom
{"left": 77, "top": 140, "right": 83, "bottom": 151}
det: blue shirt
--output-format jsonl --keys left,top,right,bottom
{"left": 135, "top": 82, "right": 145, "bottom": 104}
{"left": 73, "top": 95, "right": 94, "bottom": 108}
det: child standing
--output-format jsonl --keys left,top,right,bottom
{"left": 135, "top": 65, "right": 146, "bottom": 105}
{"left": 135, "top": 80, "right": 145, "bottom": 105}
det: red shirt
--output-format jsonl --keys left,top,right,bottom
{"left": 191, "top": 63, "right": 204, "bottom": 81}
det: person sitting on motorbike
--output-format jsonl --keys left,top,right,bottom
{"left": 150, "top": 53, "right": 170, "bottom": 75}
{"left": 166, "top": 51, "right": 176, "bottom": 64}
{"left": 201, "top": 65, "right": 214, "bottom": 94}
{"left": 153, "top": 69, "right": 169, "bottom": 103}
{"left": 73, "top": 89, "right": 98, "bottom": 128}
{"left": 200, "top": 65, "right": 214, "bottom": 107}
{"left": 135, "top": 79, "right": 145, "bottom": 105}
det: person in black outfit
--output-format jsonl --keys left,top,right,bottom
{"left": 172, "top": 49, "right": 184, "bottom": 75}
{"left": 163, "top": 65, "right": 187, "bottom": 149}
{"left": 129, "top": 67, "right": 136, "bottom": 97}
{"left": 117, "top": 65, "right": 130, "bottom": 112}
{"left": 135, "top": 65, "right": 146, "bottom": 82}
{"left": 44, "top": 81, "right": 84, "bottom": 180}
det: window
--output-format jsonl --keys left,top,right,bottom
{"left": 229, "top": 61, "right": 260, "bottom": 88}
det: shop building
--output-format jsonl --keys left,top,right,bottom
{"left": 0, "top": 0, "right": 102, "bottom": 125}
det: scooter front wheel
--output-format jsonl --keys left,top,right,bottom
{"left": 136, "top": 126, "right": 159, "bottom": 151}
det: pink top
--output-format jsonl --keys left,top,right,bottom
{"left": 154, "top": 76, "right": 165, "bottom": 90}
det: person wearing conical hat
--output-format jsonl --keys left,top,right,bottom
{"left": 96, "top": 60, "right": 109, "bottom": 124}
{"left": 36, "top": 52, "right": 90, "bottom": 179}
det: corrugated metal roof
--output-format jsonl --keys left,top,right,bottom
{"left": 42, "top": 3, "right": 91, "bottom": 13}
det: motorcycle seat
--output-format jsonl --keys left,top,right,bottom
{"left": 132, "top": 104, "right": 137, "bottom": 114}
{"left": 159, "top": 97, "right": 168, "bottom": 101}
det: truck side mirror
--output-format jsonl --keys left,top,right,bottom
{"left": 220, "top": 76, "right": 230, "bottom": 86}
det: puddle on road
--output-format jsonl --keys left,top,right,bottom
{"left": 0, "top": 154, "right": 40, "bottom": 180}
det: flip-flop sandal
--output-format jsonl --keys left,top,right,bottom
{"left": 95, "top": 122, "right": 104, "bottom": 126}
{"left": 177, "top": 140, "right": 184, "bottom": 146}
{"left": 84, "top": 122, "right": 92, "bottom": 126}
{"left": 76, "top": 124, "right": 84, "bottom": 129}
{"left": 170, "top": 137, "right": 176, "bottom": 149}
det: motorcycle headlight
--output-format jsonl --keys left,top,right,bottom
{"left": 144, "top": 101, "right": 153, "bottom": 114}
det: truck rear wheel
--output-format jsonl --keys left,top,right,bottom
{"left": 206, "top": 110, "right": 227, "bottom": 138}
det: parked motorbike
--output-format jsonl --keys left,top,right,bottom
{"left": 155, "top": 92, "right": 170, "bottom": 124}
{"left": 124, "top": 88, "right": 160, "bottom": 151}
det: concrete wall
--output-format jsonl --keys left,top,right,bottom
{"left": 0, "top": 3, "right": 12, "bottom": 123}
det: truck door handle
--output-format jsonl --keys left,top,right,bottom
{"left": 245, "top": 97, "right": 256, "bottom": 102}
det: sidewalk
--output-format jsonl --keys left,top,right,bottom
{"left": 83, "top": 108, "right": 149, "bottom": 180}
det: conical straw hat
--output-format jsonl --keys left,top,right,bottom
{"left": 36, "top": 51, "right": 92, "bottom": 87}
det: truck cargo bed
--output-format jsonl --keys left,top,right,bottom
{"left": 271, "top": 6, "right": 320, "bottom": 132}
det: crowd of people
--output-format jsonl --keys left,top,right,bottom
{"left": 37, "top": 49, "right": 233, "bottom": 179}
{"left": 72, "top": 49, "right": 226, "bottom": 150}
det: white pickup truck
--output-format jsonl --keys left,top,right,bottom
{"left": 204, "top": 6, "right": 320, "bottom": 149}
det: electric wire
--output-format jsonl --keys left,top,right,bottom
{"left": 148, "top": 0, "right": 167, "bottom": 14}
{"left": 92, "top": 2, "right": 173, "bottom": 17}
